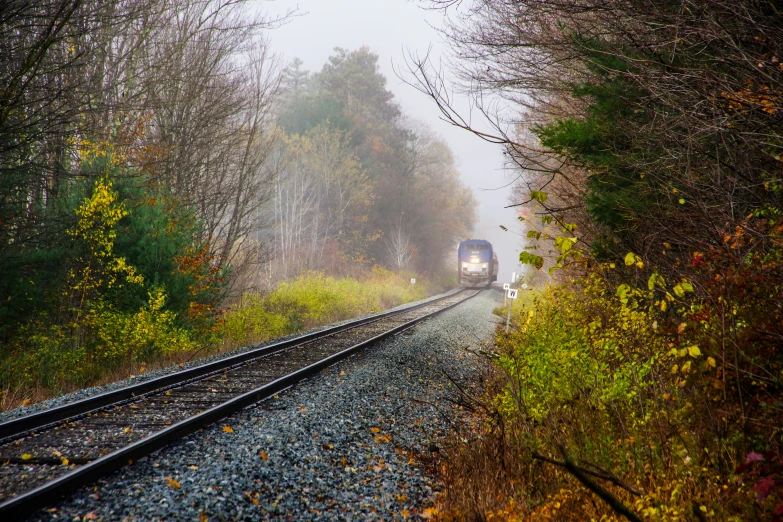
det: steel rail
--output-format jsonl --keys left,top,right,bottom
{"left": 0, "top": 289, "right": 467, "bottom": 442}
{"left": 0, "top": 289, "right": 480, "bottom": 520}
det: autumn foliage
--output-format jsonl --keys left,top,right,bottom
{"left": 417, "top": 0, "right": 783, "bottom": 519}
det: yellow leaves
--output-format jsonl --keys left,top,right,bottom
{"left": 164, "top": 477, "right": 181, "bottom": 489}
{"left": 222, "top": 425, "right": 234, "bottom": 433}
{"left": 61, "top": 458, "right": 70, "bottom": 466}
{"left": 687, "top": 346, "right": 701, "bottom": 358}
{"left": 707, "top": 357, "right": 717, "bottom": 368}
{"left": 259, "top": 451, "right": 268, "bottom": 460}
{"left": 21, "top": 453, "right": 34, "bottom": 461}
{"left": 420, "top": 507, "right": 439, "bottom": 519}
{"left": 67, "top": 175, "right": 144, "bottom": 296}
{"left": 681, "top": 361, "right": 692, "bottom": 374}
{"left": 199, "top": 512, "right": 209, "bottom": 522}
{"left": 370, "top": 427, "right": 380, "bottom": 433}
{"left": 123, "top": 427, "right": 132, "bottom": 434}
{"left": 671, "top": 364, "right": 679, "bottom": 374}
{"left": 624, "top": 252, "right": 644, "bottom": 269}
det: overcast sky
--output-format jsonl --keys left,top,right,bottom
{"left": 259, "top": 0, "right": 523, "bottom": 279}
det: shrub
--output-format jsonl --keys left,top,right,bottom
{"left": 222, "top": 270, "right": 430, "bottom": 347}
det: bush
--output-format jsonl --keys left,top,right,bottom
{"left": 222, "top": 269, "right": 430, "bottom": 347}
{"left": 439, "top": 266, "right": 781, "bottom": 520}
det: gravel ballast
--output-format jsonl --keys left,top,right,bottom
{"left": 23, "top": 288, "right": 501, "bottom": 521}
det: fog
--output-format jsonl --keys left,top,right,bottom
{"left": 261, "top": 0, "right": 524, "bottom": 281}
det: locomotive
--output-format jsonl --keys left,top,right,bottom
{"left": 457, "top": 239, "right": 498, "bottom": 287}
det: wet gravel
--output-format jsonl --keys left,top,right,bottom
{"left": 0, "top": 288, "right": 463, "bottom": 425}
{"left": 22, "top": 289, "right": 501, "bottom": 521}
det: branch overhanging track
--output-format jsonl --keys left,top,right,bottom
{"left": 0, "top": 289, "right": 481, "bottom": 519}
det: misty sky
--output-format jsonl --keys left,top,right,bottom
{"left": 260, "top": 0, "right": 524, "bottom": 280}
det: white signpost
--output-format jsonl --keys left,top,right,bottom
{"left": 503, "top": 283, "right": 510, "bottom": 306}
{"left": 521, "top": 283, "right": 528, "bottom": 290}
{"left": 410, "top": 278, "right": 416, "bottom": 286}
{"left": 506, "top": 288, "right": 518, "bottom": 333}
{"left": 512, "top": 271, "right": 517, "bottom": 283}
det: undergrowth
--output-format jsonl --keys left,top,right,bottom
{"left": 221, "top": 268, "right": 431, "bottom": 348}
{"left": 435, "top": 268, "right": 782, "bottom": 521}
{"left": 1, "top": 269, "right": 435, "bottom": 411}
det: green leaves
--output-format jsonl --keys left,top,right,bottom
{"left": 530, "top": 190, "right": 548, "bottom": 203}
{"left": 672, "top": 281, "right": 694, "bottom": 298}
{"left": 647, "top": 273, "right": 665, "bottom": 291}
{"left": 519, "top": 252, "right": 545, "bottom": 270}
{"left": 527, "top": 230, "right": 541, "bottom": 240}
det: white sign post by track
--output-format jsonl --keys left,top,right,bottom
{"left": 503, "top": 283, "right": 510, "bottom": 306}
{"left": 410, "top": 278, "right": 416, "bottom": 286}
{"left": 505, "top": 288, "right": 518, "bottom": 333}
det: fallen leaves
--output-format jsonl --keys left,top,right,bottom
{"left": 259, "top": 451, "right": 268, "bottom": 460}
{"left": 370, "top": 427, "right": 380, "bottom": 433}
{"left": 20, "top": 453, "right": 33, "bottom": 461}
{"left": 244, "top": 491, "right": 261, "bottom": 505}
{"left": 164, "top": 477, "right": 181, "bottom": 489}
{"left": 421, "top": 507, "right": 439, "bottom": 519}
{"left": 222, "top": 425, "right": 234, "bottom": 433}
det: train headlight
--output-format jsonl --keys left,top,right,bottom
{"left": 470, "top": 257, "right": 479, "bottom": 263}
{"left": 481, "top": 263, "right": 488, "bottom": 269}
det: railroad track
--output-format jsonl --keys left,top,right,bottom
{"left": 0, "top": 289, "right": 480, "bottom": 519}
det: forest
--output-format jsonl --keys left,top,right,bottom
{"left": 409, "top": 0, "right": 783, "bottom": 520}
{"left": 0, "top": 1, "right": 475, "bottom": 406}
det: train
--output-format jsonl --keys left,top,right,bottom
{"left": 457, "top": 239, "right": 498, "bottom": 287}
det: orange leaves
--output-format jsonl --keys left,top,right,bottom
{"left": 719, "top": 82, "right": 781, "bottom": 115}
{"left": 222, "top": 425, "right": 234, "bottom": 433}
{"left": 244, "top": 491, "right": 261, "bottom": 505}
{"left": 374, "top": 433, "right": 392, "bottom": 444}
{"left": 164, "top": 477, "right": 181, "bottom": 489}
{"left": 369, "top": 425, "right": 391, "bottom": 442}
{"left": 259, "top": 450, "right": 268, "bottom": 460}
